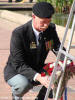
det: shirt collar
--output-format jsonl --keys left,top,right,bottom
{"left": 32, "top": 22, "right": 42, "bottom": 37}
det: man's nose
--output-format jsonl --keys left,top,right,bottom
{"left": 43, "top": 24, "right": 48, "bottom": 28}
{"left": 44, "top": 24, "right": 48, "bottom": 27}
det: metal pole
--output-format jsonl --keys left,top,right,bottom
{"left": 55, "top": 6, "right": 75, "bottom": 100}
{"left": 64, "top": 88, "right": 67, "bottom": 100}
{"left": 44, "top": 1, "right": 75, "bottom": 100}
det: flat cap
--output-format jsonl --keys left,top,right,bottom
{"left": 32, "top": 2, "right": 54, "bottom": 18}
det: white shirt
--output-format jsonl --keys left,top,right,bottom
{"left": 32, "top": 23, "right": 42, "bottom": 46}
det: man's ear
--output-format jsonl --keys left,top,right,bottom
{"left": 32, "top": 13, "right": 35, "bottom": 19}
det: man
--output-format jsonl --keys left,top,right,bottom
{"left": 4, "top": 2, "right": 65, "bottom": 100}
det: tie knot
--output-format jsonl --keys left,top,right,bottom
{"left": 38, "top": 33, "right": 43, "bottom": 42}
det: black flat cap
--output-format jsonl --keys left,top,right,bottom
{"left": 32, "top": 2, "right": 54, "bottom": 18}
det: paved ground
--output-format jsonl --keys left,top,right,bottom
{"left": 0, "top": 12, "right": 75, "bottom": 100}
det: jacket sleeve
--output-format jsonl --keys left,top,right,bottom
{"left": 10, "top": 28, "right": 37, "bottom": 80}
{"left": 51, "top": 25, "right": 66, "bottom": 61}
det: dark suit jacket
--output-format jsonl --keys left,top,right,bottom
{"left": 4, "top": 20, "right": 62, "bottom": 82}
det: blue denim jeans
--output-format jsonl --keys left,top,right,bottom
{"left": 7, "top": 74, "right": 33, "bottom": 100}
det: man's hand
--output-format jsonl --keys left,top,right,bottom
{"left": 73, "top": 61, "right": 75, "bottom": 65}
{"left": 35, "top": 73, "right": 53, "bottom": 88}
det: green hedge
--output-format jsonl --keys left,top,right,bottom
{"left": 37, "top": 0, "right": 73, "bottom": 13}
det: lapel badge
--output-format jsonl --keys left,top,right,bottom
{"left": 30, "top": 42, "right": 37, "bottom": 49}
{"left": 45, "top": 40, "right": 53, "bottom": 51}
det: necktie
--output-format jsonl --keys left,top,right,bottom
{"left": 38, "top": 33, "right": 43, "bottom": 43}
{"left": 36, "top": 33, "right": 43, "bottom": 65}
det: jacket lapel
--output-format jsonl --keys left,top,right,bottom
{"left": 27, "top": 21, "right": 37, "bottom": 49}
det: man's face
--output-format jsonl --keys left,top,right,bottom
{"left": 32, "top": 14, "right": 51, "bottom": 32}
